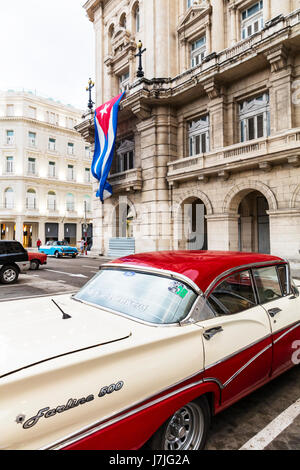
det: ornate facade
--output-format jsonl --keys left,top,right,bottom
{"left": 78, "top": 0, "right": 300, "bottom": 263}
{"left": 0, "top": 91, "right": 93, "bottom": 247}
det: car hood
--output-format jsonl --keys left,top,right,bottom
{"left": 0, "top": 294, "right": 132, "bottom": 378}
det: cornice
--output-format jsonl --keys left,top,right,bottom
{"left": 0, "top": 116, "right": 80, "bottom": 136}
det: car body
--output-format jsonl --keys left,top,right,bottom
{"left": 0, "top": 241, "right": 30, "bottom": 284}
{"left": 28, "top": 252, "right": 47, "bottom": 270}
{"left": 1, "top": 250, "right": 300, "bottom": 450}
{"left": 39, "top": 241, "right": 78, "bottom": 258}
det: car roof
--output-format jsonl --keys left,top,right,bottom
{"left": 112, "top": 250, "right": 285, "bottom": 293}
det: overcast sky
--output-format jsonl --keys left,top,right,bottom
{"left": 0, "top": 0, "right": 95, "bottom": 110}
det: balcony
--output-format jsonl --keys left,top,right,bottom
{"left": 108, "top": 168, "right": 142, "bottom": 193}
{"left": 122, "top": 8, "right": 300, "bottom": 106}
{"left": 167, "top": 128, "right": 300, "bottom": 183}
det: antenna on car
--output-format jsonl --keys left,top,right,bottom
{"left": 51, "top": 299, "right": 72, "bottom": 320}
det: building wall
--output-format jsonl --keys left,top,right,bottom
{"left": 0, "top": 91, "right": 93, "bottom": 248}
{"left": 81, "top": 0, "right": 300, "bottom": 262}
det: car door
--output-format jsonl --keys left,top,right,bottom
{"left": 252, "top": 264, "right": 300, "bottom": 378}
{"left": 197, "top": 269, "right": 272, "bottom": 406}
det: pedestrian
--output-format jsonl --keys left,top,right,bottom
{"left": 80, "top": 238, "right": 85, "bottom": 255}
{"left": 37, "top": 238, "right": 42, "bottom": 251}
{"left": 84, "top": 239, "right": 88, "bottom": 256}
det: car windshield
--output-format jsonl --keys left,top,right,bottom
{"left": 56, "top": 241, "right": 67, "bottom": 246}
{"left": 74, "top": 268, "right": 199, "bottom": 324}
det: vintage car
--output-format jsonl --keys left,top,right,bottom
{"left": 39, "top": 241, "right": 78, "bottom": 258}
{"left": 28, "top": 252, "right": 47, "bottom": 270}
{"left": 1, "top": 251, "right": 300, "bottom": 450}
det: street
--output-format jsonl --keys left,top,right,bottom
{"left": 0, "top": 254, "right": 299, "bottom": 450}
{"left": 0, "top": 255, "right": 110, "bottom": 301}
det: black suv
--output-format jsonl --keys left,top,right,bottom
{"left": 0, "top": 241, "right": 30, "bottom": 284}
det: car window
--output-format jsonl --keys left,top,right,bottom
{"left": 277, "top": 265, "right": 289, "bottom": 296}
{"left": 208, "top": 270, "right": 256, "bottom": 316}
{"left": 75, "top": 269, "right": 199, "bottom": 325}
{"left": 252, "top": 266, "right": 283, "bottom": 304}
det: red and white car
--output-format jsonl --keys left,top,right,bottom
{"left": 1, "top": 251, "right": 300, "bottom": 450}
{"left": 28, "top": 252, "right": 47, "bottom": 270}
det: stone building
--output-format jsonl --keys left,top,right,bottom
{"left": 78, "top": 0, "right": 300, "bottom": 263}
{"left": 0, "top": 90, "right": 93, "bottom": 248}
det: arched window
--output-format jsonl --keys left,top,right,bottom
{"left": 26, "top": 189, "right": 37, "bottom": 210}
{"left": 134, "top": 4, "right": 140, "bottom": 33}
{"left": 4, "top": 188, "right": 14, "bottom": 209}
{"left": 66, "top": 193, "right": 75, "bottom": 212}
{"left": 120, "top": 13, "right": 127, "bottom": 29}
{"left": 47, "top": 191, "right": 56, "bottom": 211}
{"left": 84, "top": 195, "right": 91, "bottom": 213}
{"left": 108, "top": 23, "right": 115, "bottom": 54}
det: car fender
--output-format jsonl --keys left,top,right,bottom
{"left": 62, "top": 380, "right": 221, "bottom": 450}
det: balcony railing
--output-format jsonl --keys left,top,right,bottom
{"left": 167, "top": 128, "right": 300, "bottom": 182}
{"left": 108, "top": 168, "right": 142, "bottom": 193}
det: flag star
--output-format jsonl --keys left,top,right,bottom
{"left": 100, "top": 104, "right": 110, "bottom": 118}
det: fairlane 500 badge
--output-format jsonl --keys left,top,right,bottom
{"left": 20, "top": 381, "right": 124, "bottom": 429}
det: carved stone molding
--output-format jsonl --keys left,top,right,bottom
{"left": 259, "top": 162, "right": 272, "bottom": 172}
{"left": 131, "top": 102, "right": 151, "bottom": 120}
{"left": 265, "top": 45, "right": 289, "bottom": 73}
{"left": 203, "top": 78, "right": 222, "bottom": 99}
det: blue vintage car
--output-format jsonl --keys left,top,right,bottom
{"left": 39, "top": 241, "right": 78, "bottom": 258}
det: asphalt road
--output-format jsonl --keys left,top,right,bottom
{"left": 0, "top": 254, "right": 299, "bottom": 450}
{"left": 0, "top": 255, "right": 111, "bottom": 301}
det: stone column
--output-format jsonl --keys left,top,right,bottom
{"left": 263, "top": 0, "right": 271, "bottom": 24}
{"left": 204, "top": 79, "right": 226, "bottom": 149}
{"left": 94, "top": 4, "right": 104, "bottom": 106}
{"left": 210, "top": 0, "right": 225, "bottom": 52}
{"left": 136, "top": 106, "right": 176, "bottom": 253}
{"left": 206, "top": 214, "right": 240, "bottom": 251}
{"left": 15, "top": 216, "right": 23, "bottom": 244}
{"left": 229, "top": 5, "right": 237, "bottom": 46}
{"left": 38, "top": 218, "right": 46, "bottom": 245}
{"left": 267, "top": 46, "right": 293, "bottom": 133}
{"left": 58, "top": 222, "right": 64, "bottom": 241}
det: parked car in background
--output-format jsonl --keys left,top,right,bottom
{"left": 0, "top": 241, "right": 30, "bottom": 284}
{"left": 28, "top": 252, "right": 47, "bottom": 270}
{"left": 1, "top": 251, "right": 300, "bottom": 450}
{"left": 39, "top": 241, "right": 78, "bottom": 258}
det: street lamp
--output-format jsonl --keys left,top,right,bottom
{"left": 82, "top": 78, "right": 95, "bottom": 118}
{"left": 135, "top": 40, "right": 146, "bottom": 78}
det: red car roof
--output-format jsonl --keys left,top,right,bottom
{"left": 111, "top": 251, "right": 285, "bottom": 293}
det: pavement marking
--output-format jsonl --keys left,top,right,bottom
{"left": 240, "top": 398, "right": 300, "bottom": 450}
{"left": 44, "top": 269, "right": 88, "bottom": 279}
{"left": 83, "top": 265, "right": 98, "bottom": 269}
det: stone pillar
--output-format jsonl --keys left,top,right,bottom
{"left": 15, "top": 216, "right": 23, "bottom": 244}
{"left": 135, "top": 106, "right": 176, "bottom": 253}
{"left": 58, "top": 222, "right": 64, "bottom": 241}
{"left": 267, "top": 46, "right": 293, "bottom": 133}
{"left": 91, "top": 183, "right": 104, "bottom": 255}
{"left": 204, "top": 79, "right": 226, "bottom": 149}
{"left": 263, "top": 0, "right": 271, "bottom": 24}
{"left": 76, "top": 222, "right": 82, "bottom": 248}
{"left": 271, "top": 0, "right": 290, "bottom": 18}
{"left": 38, "top": 218, "right": 46, "bottom": 245}
{"left": 210, "top": 0, "right": 225, "bottom": 52}
{"left": 229, "top": 5, "right": 237, "bottom": 46}
{"left": 94, "top": 4, "right": 104, "bottom": 106}
{"left": 269, "top": 210, "right": 300, "bottom": 262}
{"left": 206, "top": 214, "right": 240, "bottom": 251}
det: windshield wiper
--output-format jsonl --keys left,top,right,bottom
{"left": 51, "top": 299, "right": 72, "bottom": 320}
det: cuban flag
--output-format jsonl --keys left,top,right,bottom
{"left": 91, "top": 92, "right": 125, "bottom": 202}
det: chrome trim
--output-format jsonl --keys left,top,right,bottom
{"left": 273, "top": 321, "right": 300, "bottom": 344}
{"left": 204, "top": 334, "right": 272, "bottom": 372}
{"left": 223, "top": 344, "right": 272, "bottom": 388}
{"left": 203, "top": 377, "right": 224, "bottom": 390}
{"left": 41, "top": 373, "right": 206, "bottom": 450}
{"left": 101, "top": 263, "right": 202, "bottom": 295}
{"left": 204, "top": 260, "right": 285, "bottom": 296}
